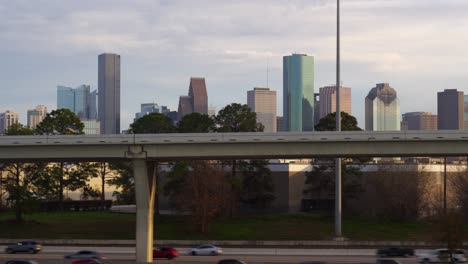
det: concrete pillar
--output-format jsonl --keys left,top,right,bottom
{"left": 133, "top": 159, "right": 156, "bottom": 264}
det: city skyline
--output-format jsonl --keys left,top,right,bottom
{"left": 1, "top": 1, "right": 468, "bottom": 131}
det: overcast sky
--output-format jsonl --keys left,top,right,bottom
{"left": 1, "top": 0, "right": 468, "bottom": 130}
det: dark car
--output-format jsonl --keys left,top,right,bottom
{"left": 153, "top": 247, "right": 179, "bottom": 259}
{"left": 377, "top": 247, "right": 414, "bottom": 257}
{"left": 217, "top": 260, "right": 247, "bottom": 264}
{"left": 71, "top": 260, "right": 102, "bottom": 264}
{"left": 64, "top": 250, "right": 103, "bottom": 259}
{"left": 5, "top": 260, "right": 39, "bottom": 264}
{"left": 5, "top": 241, "right": 42, "bottom": 254}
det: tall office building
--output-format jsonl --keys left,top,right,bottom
{"left": 0, "top": 110, "right": 19, "bottom": 134}
{"left": 437, "top": 89, "right": 464, "bottom": 130}
{"left": 283, "top": 54, "right": 314, "bottom": 131}
{"left": 89, "top": 90, "right": 98, "bottom": 119}
{"left": 465, "top": 95, "right": 468, "bottom": 130}
{"left": 247, "top": 87, "right": 277, "bottom": 132}
{"left": 189, "top": 77, "right": 208, "bottom": 114}
{"left": 177, "top": 77, "right": 208, "bottom": 121}
{"left": 98, "top": 53, "right": 121, "bottom": 134}
{"left": 276, "top": 116, "right": 284, "bottom": 132}
{"left": 27, "top": 105, "right": 47, "bottom": 129}
{"left": 208, "top": 105, "right": 217, "bottom": 116}
{"left": 57, "top": 85, "right": 94, "bottom": 119}
{"left": 365, "top": 83, "right": 401, "bottom": 131}
{"left": 401, "top": 112, "right": 437, "bottom": 131}
{"left": 318, "top": 85, "right": 352, "bottom": 119}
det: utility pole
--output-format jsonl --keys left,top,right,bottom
{"left": 335, "top": 0, "right": 343, "bottom": 239}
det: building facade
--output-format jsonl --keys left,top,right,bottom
{"left": 81, "top": 119, "right": 100, "bottom": 135}
{"left": 247, "top": 87, "right": 277, "bottom": 132}
{"left": 189, "top": 77, "right": 208, "bottom": 114}
{"left": 401, "top": 112, "right": 437, "bottom": 131}
{"left": 437, "top": 89, "right": 464, "bottom": 130}
{"left": 0, "top": 110, "right": 19, "bottom": 134}
{"left": 177, "top": 77, "right": 208, "bottom": 121}
{"left": 57, "top": 85, "right": 95, "bottom": 119}
{"left": 134, "top": 103, "right": 170, "bottom": 122}
{"left": 27, "top": 105, "right": 47, "bottom": 129}
{"left": 318, "top": 85, "right": 352, "bottom": 120}
{"left": 365, "top": 83, "right": 401, "bottom": 131}
{"left": 283, "top": 54, "right": 314, "bottom": 131}
{"left": 98, "top": 53, "right": 121, "bottom": 134}
{"left": 276, "top": 116, "right": 284, "bottom": 132}
{"left": 464, "top": 95, "right": 468, "bottom": 130}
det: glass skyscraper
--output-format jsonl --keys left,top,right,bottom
{"left": 365, "top": 83, "right": 401, "bottom": 131}
{"left": 57, "top": 85, "right": 95, "bottom": 119}
{"left": 283, "top": 54, "right": 314, "bottom": 131}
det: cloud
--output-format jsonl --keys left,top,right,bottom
{"left": 1, "top": 0, "right": 468, "bottom": 129}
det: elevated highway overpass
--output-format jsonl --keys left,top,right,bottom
{"left": 1, "top": 130, "right": 467, "bottom": 264}
{"left": 1, "top": 131, "right": 468, "bottom": 161}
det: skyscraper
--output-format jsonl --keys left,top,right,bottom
{"left": 465, "top": 95, "right": 468, "bottom": 130}
{"left": 89, "top": 90, "right": 98, "bottom": 120}
{"left": 0, "top": 110, "right": 19, "bottom": 134}
{"left": 365, "top": 83, "right": 401, "bottom": 131}
{"left": 57, "top": 85, "right": 94, "bottom": 119}
{"left": 247, "top": 87, "right": 277, "bottom": 132}
{"left": 437, "top": 89, "right": 464, "bottom": 130}
{"left": 401, "top": 112, "right": 437, "bottom": 131}
{"left": 283, "top": 54, "right": 314, "bottom": 131}
{"left": 27, "top": 105, "right": 47, "bottom": 129}
{"left": 318, "top": 85, "right": 352, "bottom": 119}
{"left": 98, "top": 53, "right": 121, "bottom": 134}
{"left": 189, "top": 77, "right": 208, "bottom": 114}
{"left": 177, "top": 77, "right": 208, "bottom": 121}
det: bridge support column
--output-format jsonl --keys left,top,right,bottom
{"left": 133, "top": 159, "right": 156, "bottom": 264}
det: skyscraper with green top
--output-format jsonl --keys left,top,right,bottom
{"left": 283, "top": 54, "right": 315, "bottom": 131}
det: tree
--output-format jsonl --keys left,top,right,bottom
{"left": 314, "top": 111, "right": 362, "bottom": 131}
{"left": 177, "top": 113, "right": 215, "bottom": 133}
{"left": 128, "top": 113, "right": 175, "bottom": 212}
{"left": 5, "top": 123, "right": 34, "bottom": 135}
{"left": 35, "top": 109, "right": 84, "bottom": 135}
{"left": 35, "top": 110, "right": 85, "bottom": 208}
{"left": 107, "top": 162, "right": 135, "bottom": 205}
{"left": 130, "top": 113, "right": 175, "bottom": 134}
{"left": 304, "top": 112, "right": 364, "bottom": 212}
{"left": 304, "top": 162, "right": 363, "bottom": 210}
{"left": 2, "top": 123, "right": 44, "bottom": 221}
{"left": 432, "top": 210, "right": 465, "bottom": 264}
{"left": 214, "top": 103, "right": 264, "bottom": 132}
{"left": 173, "top": 161, "right": 233, "bottom": 233}
{"left": 239, "top": 160, "right": 275, "bottom": 209}
{"left": 215, "top": 103, "right": 266, "bottom": 212}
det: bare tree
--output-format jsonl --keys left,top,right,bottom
{"left": 174, "top": 161, "right": 233, "bottom": 233}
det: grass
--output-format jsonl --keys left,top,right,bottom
{"left": 0, "top": 211, "right": 460, "bottom": 241}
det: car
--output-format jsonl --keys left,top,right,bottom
{"left": 5, "top": 260, "right": 39, "bottom": 264}
{"left": 64, "top": 250, "right": 103, "bottom": 259}
{"left": 189, "top": 245, "right": 222, "bottom": 256}
{"left": 377, "top": 247, "right": 415, "bottom": 257}
{"left": 417, "top": 249, "right": 466, "bottom": 263}
{"left": 376, "top": 259, "right": 403, "bottom": 264}
{"left": 71, "top": 259, "right": 103, "bottom": 264}
{"left": 217, "top": 260, "right": 247, "bottom": 264}
{"left": 153, "top": 247, "right": 179, "bottom": 259}
{"left": 5, "top": 241, "right": 42, "bottom": 254}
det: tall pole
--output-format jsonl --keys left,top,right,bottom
{"left": 335, "top": 0, "right": 342, "bottom": 238}
{"left": 444, "top": 157, "right": 447, "bottom": 215}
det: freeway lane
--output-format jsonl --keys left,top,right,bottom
{"left": 0, "top": 254, "right": 420, "bottom": 264}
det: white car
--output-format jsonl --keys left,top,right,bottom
{"left": 189, "top": 245, "right": 223, "bottom": 256}
{"left": 417, "top": 249, "right": 466, "bottom": 263}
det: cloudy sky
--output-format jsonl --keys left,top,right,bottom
{"left": 1, "top": 0, "right": 468, "bottom": 130}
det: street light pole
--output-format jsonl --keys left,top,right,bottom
{"left": 335, "top": 0, "right": 342, "bottom": 238}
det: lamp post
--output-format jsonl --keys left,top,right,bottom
{"left": 335, "top": 0, "right": 343, "bottom": 239}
